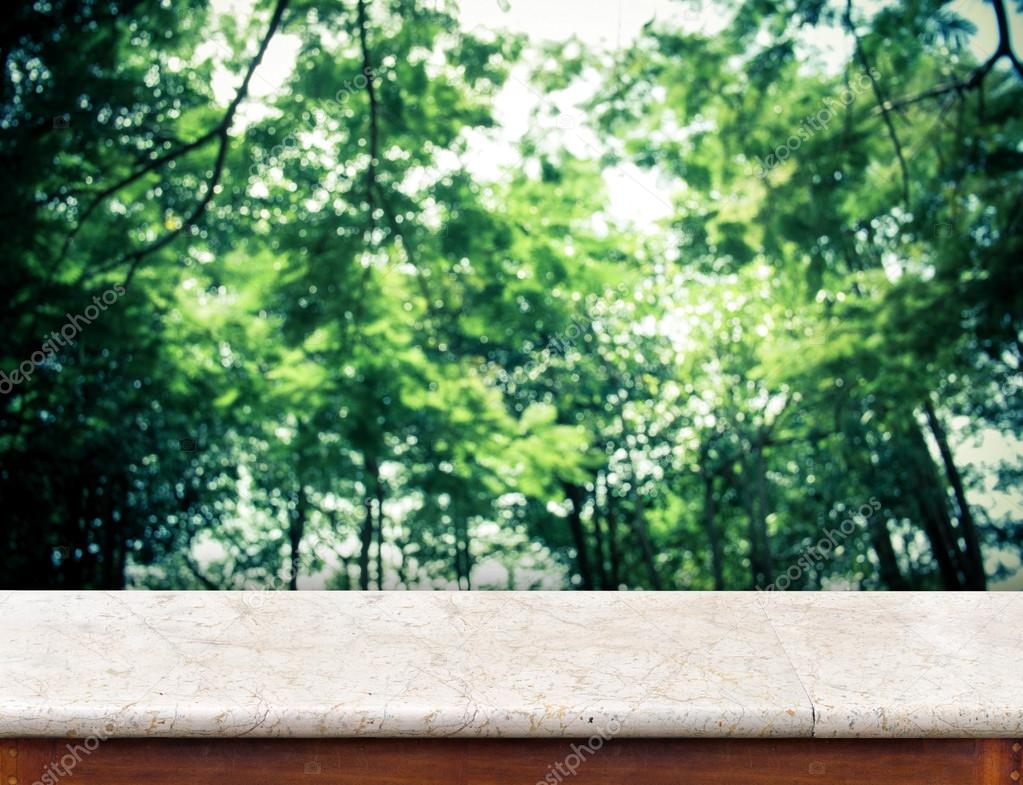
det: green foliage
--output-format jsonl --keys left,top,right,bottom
{"left": 1, "top": 0, "right": 1020, "bottom": 590}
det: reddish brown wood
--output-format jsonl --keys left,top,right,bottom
{"left": 1, "top": 739, "right": 17, "bottom": 784}
{"left": 1004, "top": 739, "right": 1023, "bottom": 783}
{"left": 5, "top": 737, "right": 1019, "bottom": 785}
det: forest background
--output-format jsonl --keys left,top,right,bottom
{"left": 2, "top": 0, "right": 1021, "bottom": 591}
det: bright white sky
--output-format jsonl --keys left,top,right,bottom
{"left": 224, "top": 0, "right": 1022, "bottom": 227}
{"left": 457, "top": 0, "right": 1020, "bottom": 59}
{"left": 454, "top": 0, "right": 1022, "bottom": 224}
{"left": 219, "top": 0, "right": 1022, "bottom": 228}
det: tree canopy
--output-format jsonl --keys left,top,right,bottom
{"left": 1, "top": 0, "right": 1021, "bottom": 590}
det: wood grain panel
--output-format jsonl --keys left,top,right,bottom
{"left": 1, "top": 739, "right": 17, "bottom": 784}
{"left": 6, "top": 737, "right": 1019, "bottom": 785}
{"left": 468, "top": 738, "right": 1013, "bottom": 785}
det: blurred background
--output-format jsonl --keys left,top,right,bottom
{"left": 1, "top": 0, "right": 1021, "bottom": 590}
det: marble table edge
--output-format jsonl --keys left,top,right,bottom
{"left": 1, "top": 591, "right": 1020, "bottom": 740}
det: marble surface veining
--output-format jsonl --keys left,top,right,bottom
{"left": 755, "top": 591, "right": 1023, "bottom": 738}
{"left": 0, "top": 591, "right": 1018, "bottom": 739}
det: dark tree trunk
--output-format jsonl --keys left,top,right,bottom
{"left": 456, "top": 515, "right": 472, "bottom": 590}
{"left": 328, "top": 508, "right": 353, "bottom": 590}
{"left": 904, "top": 425, "right": 966, "bottom": 589}
{"left": 359, "top": 454, "right": 377, "bottom": 591}
{"left": 100, "top": 489, "right": 123, "bottom": 589}
{"left": 394, "top": 523, "right": 409, "bottom": 588}
{"left": 606, "top": 485, "right": 621, "bottom": 589}
{"left": 64, "top": 480, "right": 87, "bottom": 588}
{"left": 562, "top": 481, "right": 594, "bottom": 590}
{"left": 113, "top": 516, "right": 127, "bottom": 589}
{"left": 591, "top": 473, "right": 610, "bottom": 590}
{"left": 336, "top": 557, "right": 352, "bottom": 590}
{"left": 923, "top": 401, "right": 986, "bottom": 589}
{"left": 743, "top": 442, "right": 773, "bottom": 588}
{"left": 374, "top": 463, "right": 385, "bottom": 589}
{"left": 288, "top": 483, "right": 307, "bottom": 591}
{"left": 701, "top": 471, "right": 725, "bottom": 590}
{"left": 913, "top": 491, "right": 964, "bottom": 589}
{"left": 866, "top": 505, "right": 908, "bottom": 590}
{"left": 628, "top": 472, "right": 662, "bottom": 589}
{"left": 395, "top": 541, "right": 408, "bottom": 588}
{"left": 841, "top": 423, "right": 908, "bottom": 590}
{"left": 451, "top": 507, "right": 465, "bottom": 589}
{"left": 452, "top": 535, "right": 464, "bottom": 588}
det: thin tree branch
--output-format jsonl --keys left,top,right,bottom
{"left": 878, "top": 0, "right": 1022, "bottom": 115}
{"left": 119, "top": 131, "right": 230, "bottom": 287}
{"left": 845, "top": 0, "right": 910, "bottom": 208}
{"left": 372, "top": 183, "right": 442, "bottom": 326}
{"left": 357, "top": 0, "right": 380, "bottom": 223}
{"left": 990, "top": 0, "right": 1023, "bottom": 80}
{"left": 354, "top": 0, "right": 440, "bottom": 334}
{"left": 54, "top": 125, "right": 223, "bottom": 272}
{"left": 349, "top": 0, "right": 380, "bottom": 330}
{"left": 875, "top": 73, "right": 987, "bottom": 115}
{"left": 73, "top": 0, "right": 290, "bottom": 287}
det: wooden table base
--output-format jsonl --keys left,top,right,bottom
{"left": 2, "top": 737, "right": 1021, "bottom": 785}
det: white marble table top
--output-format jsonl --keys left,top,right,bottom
{"left": 0, "top": 591, "right": 1019, "bottom": 739}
